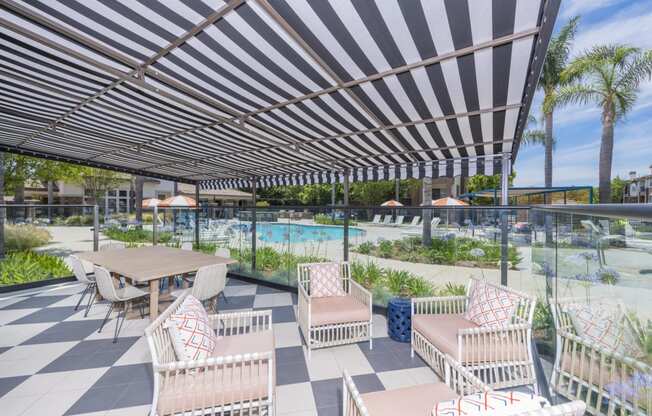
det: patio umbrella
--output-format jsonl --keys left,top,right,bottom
{"left": 380, "top": 199, "right": 403, "bottom": 207}
{"left": 429, "top": 197, "right": 469, "bottom": 206}
{"left": 159, "top": 195, "right": 197, "bottom": 208}
{"left": 141, "top": 198, "right": 161, "bottom": 209}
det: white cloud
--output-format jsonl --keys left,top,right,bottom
{"left": 560, "top": 0, "right": 623, "bottom": 19}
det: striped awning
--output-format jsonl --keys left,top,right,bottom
{"left": 0, "top": 0, "right": 559, "bottom": 189}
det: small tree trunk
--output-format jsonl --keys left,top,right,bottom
{"left": 544, "top": 111, "right": 554, "bottom": 188}
{"left": 47, "top": 180, "right": 54, "bottom": 222}
{"left": 599, "top": 107, "right": 615, "bottom": 203}
{"left": 15, "top": 181, "right": 25, "bottom": 221}
{"left": 135, "top": 175, "right": 144, "bottom": 228}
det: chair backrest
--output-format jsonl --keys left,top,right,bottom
{"left": 181, "top": 242, "right": 193, "bottom": 251}
{"left": 145, "top": 290, "right": 190, "bottom": 367}
{"left": 372, "top": 214, "right": 381, "bottom": 224}
{"left": 191, "top": 263, "right": 227, "bottom": 302}
{"left": 581, "top": 220, "right": 601, "bottom": 235}
{"left": 394, "top": 215, "right": 404, "bottom": 225}
{"left": 410, "top": 216, "right": 421, "bottom": 226}
{"left": 297, "top": 261, "right": 350, "bottom": 295}
{"left": 432, "top": 217, "right": 441, "bottom": 227}
{"left": 70, "top": 255, "right": 93, "bottom": 284}
{"left": 100, "top": 242, "right": 126, "bottom": 251}
{"left": 382, "top": 215, "right": 393, "bottom": 224}
{"left": 93, "top": 265, "right": 120, "bottom": 302}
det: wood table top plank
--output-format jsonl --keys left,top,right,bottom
{"left": 77, "top": 246, "right": 235, "bottom": 282}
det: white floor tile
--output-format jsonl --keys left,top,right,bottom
{"left": 330, "top": 344, "right": 374, "bottom": 376}
{"left": 273, "top": 322, "right": 302, "bottom": 348}
{"left": 104, "top": 404, "right": 152, "bottom": 415}
{"left": 0, "top": 297, "right": 30, "bottom": 310}
{"left": 0, "top": 309, "right": 39, "bottom": 326}
{"left": 84, "top": 317, "right": 149, "bottom": 341}
{"left": 276, "top": 382, "right": 317, "bottom": 414}
{"left": 114, "top": 337, "right": 151, "bottom": 366}
{"left": 4, "top": 367, "right": 108, "bottom": 398}
{"left": 371, "top": 314, "right": 388, "bottom": 338}
{"left": 376, "top": 368, "right": 418, "bottom": 390}
{"left": 21, "top": 387, "right": 89, "bottom": 415}
{"left": 303, "top": 348, "right": 341, "bottom": 381}
{"left": 0, "top": 342, "right": 77, "bottom": 377}
{"left": 0, "top": 322, "right": 57, "bottom": 347}
{"left": 0, "top": 393, "right": 41, "bottom": 416}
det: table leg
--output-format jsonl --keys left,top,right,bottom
{"left": 149, "top": 280, "right": 159, "bottom": 321}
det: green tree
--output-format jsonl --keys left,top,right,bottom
{"left": 611, "top": 176, "right": 627, "bottom": 203}
{"left": 350, "top": 181, "right": 395, "bottom": 206}
{"left": 71, "top": 167, "right": 126, "bottom": 205}
{"left": 559, "top": 45, "right": 652, "bottom": 202}
{"left": 536, "top": 16, "right": 579, "bottom": 188}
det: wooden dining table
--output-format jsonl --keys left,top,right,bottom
{"left": 77, "top": 246, "right": 236, "bottom": 320}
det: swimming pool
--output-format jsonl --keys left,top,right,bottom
{"left": 256, "top": 223, "right": 365, "bottom": 243}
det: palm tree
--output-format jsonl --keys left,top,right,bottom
{"left": 536, "top": 17, "right": 579, "bottom": 188}
{"left": 522, "top": 114, "right": 547, "bottom": 147}
{"left": 559, "top": 45, "right": 652, "bottom": 202}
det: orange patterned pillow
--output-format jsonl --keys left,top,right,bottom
{"left": 310, "top": 263, "right": 345, "bottom": 298}
{"left": 464, "top": 280, "right": 519, "bottom": 327}
{"left": 165, "top": 295, "right": 217, "bottom": 361}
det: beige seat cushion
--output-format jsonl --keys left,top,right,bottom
{"left": 311, "top": 295, "right": 370, "bottom": 326}
{"left": 157, "top": 330, "right": 275, "bottom": 415}
{"left": 360, "top": 382, "right": 458, "bottom": 416}
{"left": 413, "top": 314, "right": 528, "bottom": 363}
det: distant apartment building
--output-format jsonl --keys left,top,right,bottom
{"left": 23, "top": 177, "right": 252, "bottom": 215}
{"left": 623, "top": 167, "right": 652, "bottom": 203}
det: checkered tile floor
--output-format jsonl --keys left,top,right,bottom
{"left": 0, "top": 278, "right": 439, "bottom": 416}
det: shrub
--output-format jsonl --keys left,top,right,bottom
{"left": 64, "top": 215, "right": 94, "bottom": 226}
{"left": 436, "top": 282, "right": 467, "bottom": 296}
{"left": 378, "top": 240, "right": 393, "bottom": 258}
{"left": 0, "top": 251, "right": 71, "bottom": 286}
{"left": 354, "top": 241, "right": 374, "bottom": 255}
{"left": 4, "top": 225, "right": 52, "bottom": 252}
{"left": 104, "top": 227, "right": 172, "bottom": 243}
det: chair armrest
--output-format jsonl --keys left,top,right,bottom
{"left": 444, "top": 354, "right": 490, "bottom": 395}
{"left": 342, "top": 370, "right": 369, "bottom": 416}
{"left": 458, "top": 323, "right": 531, "bottom": 336}
{"left": 558, "top": 330, "right": 651, "bottom": 372}
{"left": 154, "top": 350, "right": 274, "bottom": 373}
{"left": 208, "top": 310, "right": 272, "bottom": 336}
{"left": 457, "top": 324, "right": 532, "bottom": 364}
{"left": 412, "top": 295, "right": 468, "bottom": 315}
{"left": 349, "top": 279, "right": 371, "bottom": 306}
{"left": 297, "top": 282, "right": 311, "bottom": 332}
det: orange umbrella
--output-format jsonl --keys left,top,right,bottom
{"left": 141, "top": 198, "right": 162, "bottom": 209}
{"left": 425, "top": 197, "right": 468, "bottom": 206}
{"left": 158, "top": 195, "right": 197, "bottom": 207}
{"left": 381, "top": 199, "right": 403, "bottom": 207}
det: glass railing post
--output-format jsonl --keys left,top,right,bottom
{"left": 251, "top": 178, "right": 257, "bottom": 271}
{"left": 153, "top": 205, "right": 158, "bottom": 245}
{"left": 344, "top": 206, "right": 349, "bottom": 261}
{"left": 194, "top": 185, "right": 200, "bottom": 248}
{"left": 500, "top": 210, "right": 508, "bottom": 285}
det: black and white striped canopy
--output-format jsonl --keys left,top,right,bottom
{"left": 0, "top": 0, "right": 559, "bottom": 189}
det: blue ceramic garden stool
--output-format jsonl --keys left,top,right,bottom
{"left": 387, "top": 297, "right": 412, "bottom": 343}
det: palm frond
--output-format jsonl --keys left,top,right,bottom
{"left": 540, "top": 17, "right": 580, "bottom": 89}
{"left": 617, "top": 49, "right": 652, "bottom": 91}
{"left": 521, "top": 130, "right": 546, "bottom": 147}
{"left": 555, "top": 84, "right": 604, "bottom": 107}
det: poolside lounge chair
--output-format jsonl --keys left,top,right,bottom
{"left": 371, "top": 214, "right": 382, "bottom": 224}
{"left": 297, "top": 261, "right": 372, "bottom": 358}
{"left": 145, "top": 291, "right": 275, "bottom": 416}
{"left": 381, "top": 215, "right": 393, "bottom": 225}
{"left": 408, "top": 216, "right": 421, "bottom": 227}
{"left": 581, "top": 220, "right": 625, "bottom": 265}
{"left": 391, "top": 215, "right": 405, "bottom": 226}
{"left": 411, "top": 279, "right": 537, "bottom": 391}
{"left": 551, "top": 298, "right": 651, "bottom": 416}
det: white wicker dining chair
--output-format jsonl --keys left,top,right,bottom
{"left": 94, "top": 265, "right": 149, "bottom": 343}
{"left": 191, "top": 263, "right": 228, "bottom": 313}
{"left": 70, "top": 255, "right": 96, "bottom": 317}
{"left": 297, "top": 261, "right": 372, "bottom": 358}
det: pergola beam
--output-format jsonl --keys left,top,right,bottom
{"left": 144, "top": 103, "right": 521, "bottom": 171}
{"left": 179, "top": 139, "right": 513, "bottom": 180}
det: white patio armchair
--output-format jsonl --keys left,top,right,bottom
{"left": 411, "top": 279, "right": 537, "bottom": 391}
{"left": 297, "top": 261, "right": 372, "bottom": 357}
{"left": 145, "top": 291, "right": 275, "bottom": 416}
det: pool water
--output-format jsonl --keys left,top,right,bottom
{"left": 256, "top": 222, "right": 364, "bottom": 243}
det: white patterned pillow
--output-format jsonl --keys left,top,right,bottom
{"left": 433, "top": 391, "right": 546, "bottom": 416}
{"left": 568, "top": 303, "right": 644, "bottom": 357}
{"left": 464, "top": 280, "right": 519, "bottom": 327}
{"left": 309, "top": 263, "right": 345, "bottom": 298}
{"left": 165, "top": 295, "right": 217, "bottom": 361}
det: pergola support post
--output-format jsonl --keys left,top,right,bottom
{"left": 395, "top": 177, "right": 400, "bottom": 201}
{"left": 251, "top": 177, "right": 257, "bottom": 271}
{"left": 343, "top": 170, "right": 350, "bottom": 262}
{"left": 194, "top": 183, "right": 200, "bottom": 249}
{"left": 153, "top": 205, "right": 158, "bottom": 246}
{"left": 500, "top": 153, "right": 511, "bottom": 286}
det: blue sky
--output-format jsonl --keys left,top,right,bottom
{"left": 513, "top": 0, "right": 652, "bottom": 186}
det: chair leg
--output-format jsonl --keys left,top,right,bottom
{"left": 75, "top": 284, "right": 89, "bottom": 311}
{"left": 98, "top": 303, "right": 114, "bottom": 333}
{"left": 84, "top": 285, "right": 97, "bottom": 318}
{"left": 114, "top": 304, "right": 125, "bottom": 343}
{"left": 219, "top": 291, "right": 228, "bottom": 304}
